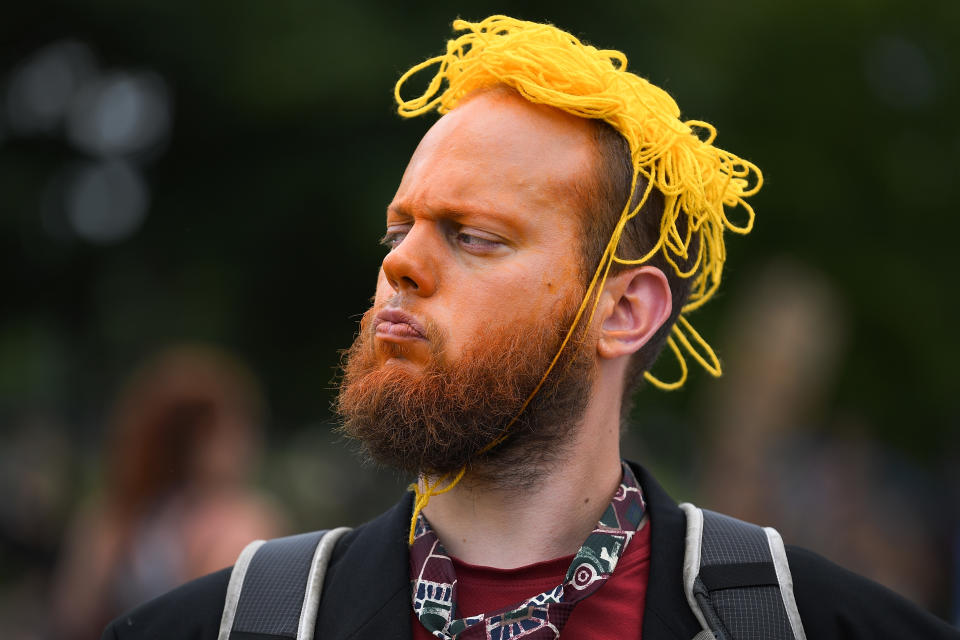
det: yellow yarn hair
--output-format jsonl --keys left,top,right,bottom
{"left": 396, "top": 15, "right": 763, "bottom": 543}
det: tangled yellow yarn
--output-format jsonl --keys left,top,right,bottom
{"left": 395, "top": 16, "right": 763, "bottom": 543}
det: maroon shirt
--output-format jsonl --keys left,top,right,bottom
{"left": 412, "top": 521, "right": 651, "bottom": 639}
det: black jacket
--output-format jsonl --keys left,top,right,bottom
{"left": 102, "top": 463, "right": 959, "bottom": 639}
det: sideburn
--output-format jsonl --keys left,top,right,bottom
{"left": 335, "top": 303, "right": 596, "bottom": 489}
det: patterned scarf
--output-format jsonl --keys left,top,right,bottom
{"left": 410, "top": 462, "right": 647, "bottom": 639}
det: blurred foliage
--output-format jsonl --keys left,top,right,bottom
{"left": 2, "top": 0, "right": 958, "bottom": 464}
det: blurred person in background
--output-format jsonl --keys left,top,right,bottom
{"left": 50, "top": 345, "right": 286, "bottom": 640}
{"left": 0, "top": 418, "right": 73, "bottom": 640}
{"left": 698, "top": 259, "right": 949, "bottom": 613}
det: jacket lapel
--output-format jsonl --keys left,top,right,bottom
{"left": 316, "top": 492, "right": 415, "bottom": 640}
{"left": 630, "top": 462, "right": 704, "bottom": 640}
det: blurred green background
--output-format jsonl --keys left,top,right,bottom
{"left": 1, "top": 0, "right": 958, "bottom": 635}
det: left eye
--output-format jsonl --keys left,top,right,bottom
{"left": 456, "top": 232, "right": 500, "bottom": 250}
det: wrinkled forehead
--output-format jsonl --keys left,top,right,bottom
{"left": 397, "top": 89, "right": 598, "bottom": 215}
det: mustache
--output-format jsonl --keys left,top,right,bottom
{"left": 361, "top": 302, "right": 447, "bottom": 360}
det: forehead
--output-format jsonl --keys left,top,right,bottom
{"left": 390, "top": 90, "right": 597, "bottom": 234}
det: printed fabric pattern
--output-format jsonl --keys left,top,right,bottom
{"left": 409, "top": 462, "right": 647, "bottom": 639}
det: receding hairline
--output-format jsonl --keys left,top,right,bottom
{"left": 449, "top": 84, "right": 618, "bottom": 262}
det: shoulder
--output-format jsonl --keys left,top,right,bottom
{"left": 100, "top": 494, "right": 414, "bottom": 640}
{"left": 100, "top": 568, "right": 231, "bottom": 640}
{"left": 626, "top": 461, "right": 958, "bottom": 639}
{"left": 787, "top": 545, "right": 959, "bottom": 639}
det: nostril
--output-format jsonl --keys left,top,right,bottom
{"left": 401, "top": 276, "right": 418, "bottom": 290}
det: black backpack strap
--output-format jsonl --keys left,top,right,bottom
{"left": 679, "top": 503, "right": 806, "bottom": 640}
{"left": 218, "top": 527, "right": 352, "bottom": 640}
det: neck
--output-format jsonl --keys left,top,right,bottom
{"left": 420, "top": 369, "right": 625, "bottom": 568}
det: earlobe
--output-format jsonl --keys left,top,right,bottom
{"left": 597, "top": 266, "right": 672, "bottom": 360}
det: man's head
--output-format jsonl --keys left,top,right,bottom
{"left": 337, "top": 88, "right": 672, "bottom": 483}
{"left": 337, "top": 16, "right": 762, "bottom": 481}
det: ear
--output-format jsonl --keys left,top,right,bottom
{"left": 596, "top": 266, "right": 672, "bottom": 360}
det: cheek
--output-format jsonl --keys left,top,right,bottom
{"left": 466, "top": 279, "right": 563, "bottom": 331}
{"left": 496, "top": 262, "right": 581, "bottom": 316}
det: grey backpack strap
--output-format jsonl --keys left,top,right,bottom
{"left": 218, "top": 527, "right": 352, "bottom": 640}
{"left": 679, "top": 503, "right": 806, "bottom": 640}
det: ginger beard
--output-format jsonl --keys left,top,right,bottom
{"left": 335, "top": 293, "right": 596, "bottom": 486}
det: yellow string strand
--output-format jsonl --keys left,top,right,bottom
{"left": 643, "top": 335, "right": 688, "bottom": 390}
{"left": 407, "top": 467, "right": 467, "bottom": 545}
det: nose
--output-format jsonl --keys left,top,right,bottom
{"left": 380, "top": 224, "right": 438, "bottom": 297}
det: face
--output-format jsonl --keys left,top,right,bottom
{"left": 375, "top": 89, "right": 595, "bottom": 368}
{"left": 337, "top": 90, "right": 600, "bottom": 481}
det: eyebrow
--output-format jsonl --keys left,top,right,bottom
{"left": 386, "top": 202, "right": 519, "bottom": 229}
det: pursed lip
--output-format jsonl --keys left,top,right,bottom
{"left": 373, "top": 308, "right": 428, "bottom": 340}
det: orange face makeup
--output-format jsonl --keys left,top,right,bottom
{"left": 373, "top": 89, "right": 595, "bottom": 371}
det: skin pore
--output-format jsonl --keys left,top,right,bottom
{"left": 370, "top": 90, "right": 672, "bottom": 568}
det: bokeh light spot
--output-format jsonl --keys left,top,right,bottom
{"left": 5, "top": 40, "right": 96, "bottom": 135}
{"left": 66, "top": 71, "right": 171, "bottom": 157}
{"left": 65, "top": 160, "right": 149, "bottom": 244}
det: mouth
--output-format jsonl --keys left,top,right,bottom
{"left": 373, "top": 308, "right": 428, "bottom": 341}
